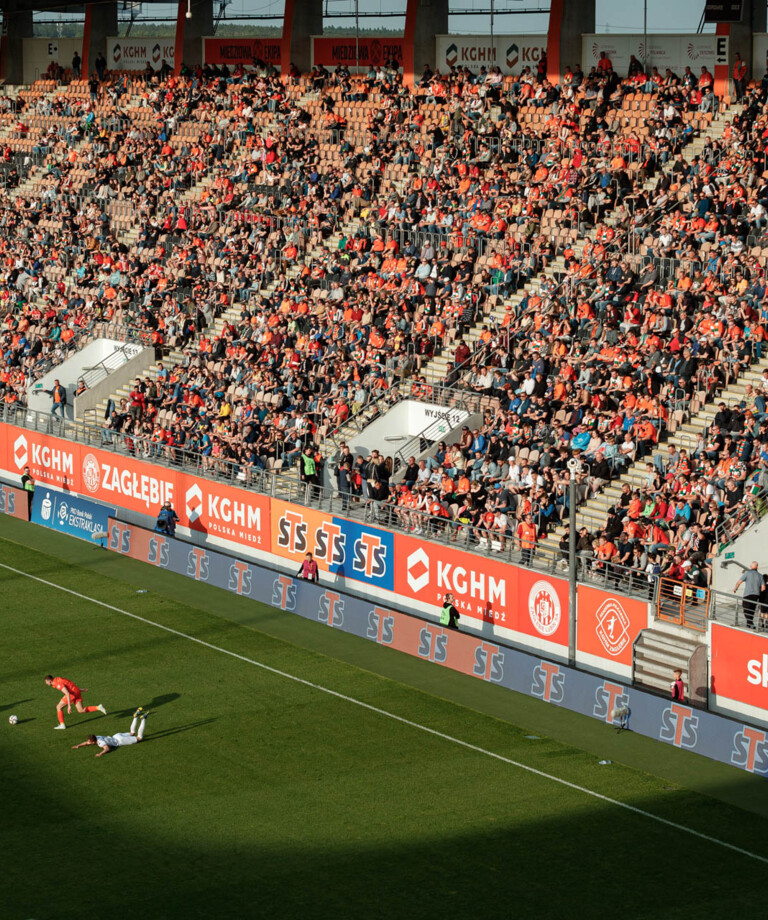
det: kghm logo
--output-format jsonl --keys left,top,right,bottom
{"left": 528, "top": 581, "right": 561, "bottom": 637}
{"left": 152, "top": 43, "right": 161, "bottom": 64}
{"left": 731, "top": 726, "right": 768, "bottom": 774}
{"left": 594, "top": 598, "right": 631, "bottom": 656}
{"left": 82, "top": 453, "right": 101, "bottom": 493}
{"left": 531, "top": 661, "right": 564, "bottom": 703}
{"left": 112, "top": 42, "right": 122, "bottom": 63}
{"left": 446, "top": 42, "right": 458, "bottom": 67}
{"left": 506, "top": 43, "right": 519, "bottom": 69}
{"left": 473, "top": 642, "right": 504, "bottom": 683}
{"left": 593, "top": 681, "right": 629, "bottom": 723}
{"left": 406, "top": 547, "right": 430, "bottom": 592}
{"left": 659, "top": 703, "right": 698, "bottom": 749}
{"left": 185, "top": 483, "right": 203, "bottom": 524}
{"left": 13, "top": 433, "right": 27, "bottom": 469}
{"left": 367, "top": 607, "right": 395, "bottom": 644}
{"left": 318, "top": 591, "right": 344, "bottom": 627}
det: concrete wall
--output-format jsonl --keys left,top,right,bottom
{"left": 73, "top": 345, "right": 155, "bottom": 422}
{"left": 22, "top": 38, "right": 81, "bottom": 84}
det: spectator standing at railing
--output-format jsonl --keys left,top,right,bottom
{"left": 733, "top": 561, "right": 764, "bottom": 629}
{"left": 44, "top": 379, "right": 67, "bottom": 421}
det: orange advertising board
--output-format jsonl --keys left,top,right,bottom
{"left": 711, "top": 622, "right": 768, "bottom": 710}
{"left": 576, "top": 586, "right": 649, "bottom": 666}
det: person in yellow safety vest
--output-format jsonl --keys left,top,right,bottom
{"left": 517, "top": 513, "right": 537, "bottom": 567}
{"left": 440, "top": 593, "right": 460, "bottom": 631}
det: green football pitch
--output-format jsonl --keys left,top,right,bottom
{"left": 3, "top": 516, "right": 768, "bottom": 920}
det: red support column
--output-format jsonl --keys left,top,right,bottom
{"left": 546, "top": 0, "right": 563, "bottom": 84}
{"left": 403, "top": 0, "right": 417, "bottom": 89}
{"left": 174, "top": 1, "right": 186, "bottom": 77}
{"left": 81, "top": 4, "right": 93, "bottom": 79}
{"left": 280, "top": 0, "right": 295, "bottom": 82}
{"left": 714, "top": 23, "right": 731, "bottom": 101}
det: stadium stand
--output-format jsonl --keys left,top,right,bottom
{"left": 2, "top": 58, "right": 768, "bottom": 598}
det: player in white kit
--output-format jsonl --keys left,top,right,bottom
{"left": 72, "top": 707, "right": 149, "bottom": 757}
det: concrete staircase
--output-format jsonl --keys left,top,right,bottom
{"left": 633, "top": 619, "right": 706, "bottom": 699}
{"left": 539, "top": 350, "right": 768, "bottom": 555}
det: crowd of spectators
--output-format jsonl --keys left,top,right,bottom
{"left": 0, "top": 53, "right": 767, "bottom": 588}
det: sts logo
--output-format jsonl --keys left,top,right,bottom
{"left": 473, "top": 643, "right": 505, "bottom": 683}
{"left": 272, "top": 575, "right": 297, "bottom": 611}
{"left": 0, "top": 485, "right": 15, "bottom": 515}
{"left": 186, "top": 548, "right": 209, "bottom": 582}
{"left": 367, "top": 607, "right": 395, "bottom": 645}
{"left": 228, "top": 560, "right": 252, "bottom": 596}
{"left": 659, "top": 703, "right": 699, "bottom": 749}
{"left": 531, "top": 661, "right": 565, "bottom": 703}
{"left": 276, "top": 510, "right": 308, "bottom": 553}
{"left": 731, "top": 726, "right": 768, "bottom": 774}
{"left": 352, "top": 533, "right": 387, "bottom": 579}
{"left": 147, "top": 535, "right": 170, "bottom": 568}
{"left": 418, "top": 626, "right": 448, "bottom": 663}
{"left": 314, "top": 521, "right": 346, "bottom": 567}
{"left": 108, "top": 521, "right": 131, "bottom": 554}
{"left": 593, "top": 682, "right": 630, "bottom": 723}
{"left": 317, "top": 591, "right": 344, "bottom": 627}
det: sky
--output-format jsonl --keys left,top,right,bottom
{"left": 38, "top": 0, "right": 742, "bottom": 36}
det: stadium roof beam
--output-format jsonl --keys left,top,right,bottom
{"left": 0, "top": 0, "right": 766, "bottom": 87}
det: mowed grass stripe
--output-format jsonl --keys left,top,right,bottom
{"left": 1, "top": 557, "right": 766, "bottom": 868}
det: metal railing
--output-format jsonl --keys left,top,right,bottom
{"left": 0, "top": 400, "right": 654, "bottom": 601}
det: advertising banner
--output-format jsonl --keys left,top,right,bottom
{"left": 577, "top": 586, "right": 649, "bottom": 670}
{"left": 312, "top": 37, "right": 403, "bottom": 68}
{"left": 107, "top": 518, "right": 768, "bottom": 778}
{"left": 0, "top": 424, "right": 270, "bottom": 550}
{"left": 582, "top": 34, "right": 722, "bottom": 80}
{"left": 106, "top": 38, "right": 175, "bottom": 71}
{"left": 0, "top": 481, "right": 29, "bottom": 521}
{"left": 393, "top": 531, "right": 569, "bottom": 650}
{"left": 435, "top": 35, "right": 546, "bottom": 74}
{"left": 270, "top": 498, "right": 394, "bottom": 591}
{"left": 711, "top": 622, "right": 768, "bottom": 720}
{"left": 32, "top": 486, "right": 114, "bottom": 542}
{"left": 203, "top": 37, "right": 281, "bottom": 67}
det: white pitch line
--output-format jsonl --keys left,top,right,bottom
{"left": 2, "top": 559, "right": 767, "bottom": 865}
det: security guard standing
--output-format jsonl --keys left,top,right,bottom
{"left": 440, "top": 593, "right": 461, "bottom": 631}
{"left": 21, "top": 465, "right": 35, "bottom": 517}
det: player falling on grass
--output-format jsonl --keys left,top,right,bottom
{"left": 45, "top": 674, "right": 106, "bottom": 730}
{"left": 72, "top": 708, "right": 149, "bottom": 758}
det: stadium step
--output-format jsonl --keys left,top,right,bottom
{"left": 633, "top": 624, "right": 705, "bottom": 697}
{"left": 538, "top": 346, "right": 768, "bottom": 558}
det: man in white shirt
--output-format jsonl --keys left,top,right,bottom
{"left": 72, "top": 708, "right": 149, "bottom": 758}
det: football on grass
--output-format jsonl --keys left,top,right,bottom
{"left": 8, "top": 715, "right": 18, "bottom": 725}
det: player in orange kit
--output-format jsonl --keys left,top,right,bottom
{"left": 45, "top": 675, "right": 106, "bottom": 730}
